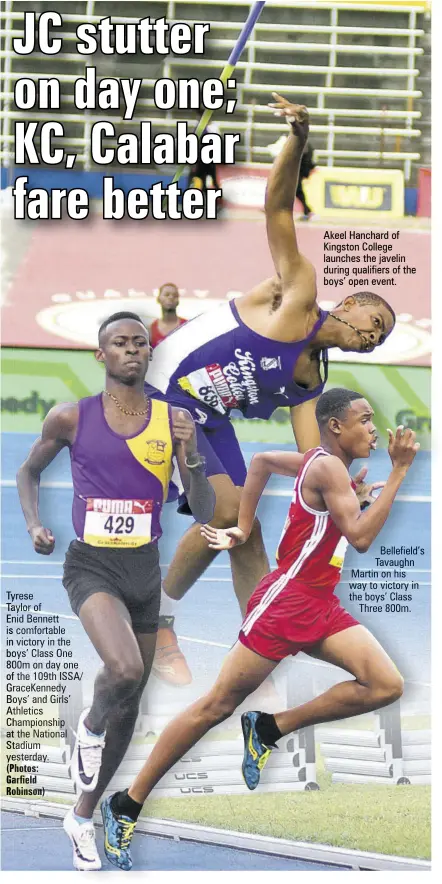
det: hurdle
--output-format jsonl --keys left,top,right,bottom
{"left": 30, "top": 666, "right": 319, "bottom": 801}
{"left": 318, "top": 701, "right": 431, "bottom": 786}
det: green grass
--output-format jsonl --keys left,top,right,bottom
{"left": 138, "top": 743, "right": 430, "bottom": 860}
{"left": 141, "top": 782, "right": 430, "bottom": 860}
{"left": 1, "top": 713, "right": 431, "bottom": 860}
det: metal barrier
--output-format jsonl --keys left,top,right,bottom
{"left": 0, "top": 0, "right": 428, "bottom": 178}
{"left": 30, "top": 671, "right": 318, "bottom": 801}
{"left": 319, "top": 701, "right": 431, "bottom": 785}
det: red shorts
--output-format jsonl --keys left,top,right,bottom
{"left": 239, "top": 570, "right": 359, "bottom": 662}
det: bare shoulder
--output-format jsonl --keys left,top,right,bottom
{"left": 43, "top": 401, "right": 79, "bottom": 441}
{"left": 307, "top": 453, "right": 350, "bottom": 487}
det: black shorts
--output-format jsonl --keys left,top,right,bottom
{"left": 62, "top": 540, "right": 161, "bottom": 634}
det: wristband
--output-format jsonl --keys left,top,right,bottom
{"left": 185, "top": 454, "right": 206, "bottom": 470}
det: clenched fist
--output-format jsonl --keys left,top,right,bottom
{"left": 172, "top": 409, "right": 197, "bottom": 458}
{"left": 29, "top": 525, "right": 55, "bottom": 556}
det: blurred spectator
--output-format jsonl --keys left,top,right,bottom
{"left": 268, "top": 136, "right": 316, "bottom": 219}
{"left": 296, "top": 141, "right": 316, "bottom": 220}
{"left": 149, "top": 283, "right": 187, "bottom": 349}
{"left": 189, "top": 110, "right": 221, "bottom": 193}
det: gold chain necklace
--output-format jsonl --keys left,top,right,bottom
{"left": 104, "top": 390, "right": 150, "bottom": 416}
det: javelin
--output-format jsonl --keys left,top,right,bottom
{"left": 171, "top": 0, "right": 266, "bottom": 188}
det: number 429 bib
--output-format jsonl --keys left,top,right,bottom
{"left": 83, "top": 498, "right": 154, "bottom": 549}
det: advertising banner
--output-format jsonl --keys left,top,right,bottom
{"left": 304, "top": 167, "right": 405, "bottom": 220}
{"left": 1, "top": 348, "right": 431, "bottom": 448}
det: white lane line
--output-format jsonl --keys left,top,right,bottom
{"left": 2, "top": 826, "right": 63, "bottom": 832}
{"left": 1, "top": 574, "right": 431, "bottom": 586}
{"left": 0, "top": 574, "right": 233, "bottom": 582}
{"left": 0, "top": 557, "right": 431, "bottom": 583}
{"left": 1, "top": 560, "right": 232, "bottom": 569}
{"left": 0, "top": 603, "right": 230, "bottom": 647}
{"left": 1, "top": 478, "right": 430, "bottom": 503}
{"left": 1, "top": 560, "right": 431, "bottom": 574}
{"left": 2, "top": 574, "right": 63, "bottom": 580}
{"left": 2, "top": 480, "right": 73, "bottom": 488}
{"left": 175, "top": 635, "right": 230, "bottom": 649}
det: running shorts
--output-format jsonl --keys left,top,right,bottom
{"left": 63, "top": 540, "right": 161, "bottom": 634}
{"left": 239, "top": 571, "right": 360, "bottom": 662}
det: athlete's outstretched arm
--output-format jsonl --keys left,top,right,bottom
{"left": 16, "top": 403, "right": 77, "bottom": 554}
{"left": 318, "top": 428, "right": 419, "bottom": 553}
{"left": 172, "top": 408, "right": 215, "bottom": 524}
{"left": 201, "top": 450, "right": 304, "bottom": 550}
{"left": 265, "top": 95, "right": 316, "bottom": 309}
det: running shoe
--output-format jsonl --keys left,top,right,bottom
{"left": 241, "top": 711, "right": 274, "bottom": 791}
{"left": 63, "top": 807, "right": 102, "bottom": 871}
{"left": 70, "top": 708, "right": 106, "bottom": 793}
{"left": 101, "top": 795, "right": 136, "bottom": 871}
{"left": 152, "top": 616, "right": 192, "bottom": 686}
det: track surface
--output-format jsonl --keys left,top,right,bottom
{"left": 1, "top": 811, "right": 348, "bottom": 871}
{"left": 1, "top": 434, "right": 430, "bottom": 871}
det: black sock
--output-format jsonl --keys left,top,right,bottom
{"left": 110, "top": 789, "right": 142, "bottom": 822}
{"left": 255, "top": 712, "right": 282, "bottom": 748}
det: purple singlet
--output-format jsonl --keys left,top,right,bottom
{"left": 146, "top": 300, "right": 328, "bottom": 427}
{"left": 70, "top": 395, "right": 174, "bottom": 548}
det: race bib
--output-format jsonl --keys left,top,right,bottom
{"left": 329, "top": 536, "right": 349, "bottom": 570}
{"left": 178, "top": 367, "right": 229, "bottom": 414}
{"left": 83, "top": 499, "right": 153, "bottom": 548}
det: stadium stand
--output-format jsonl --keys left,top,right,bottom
{"left": 0, "top": 0, "right": 430, "bottom": 182}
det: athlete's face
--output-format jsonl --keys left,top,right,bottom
{"left": 339, "top": 399, "right": 378, "bottom": 458}
{"left": 336, "top": 298, "right": 395, "bottom": 353}
{"left": 96, "top": 320, "right": 150, "bottom": 385}
{"left": 158, "top": 285, "right": 179, "bottom": 312}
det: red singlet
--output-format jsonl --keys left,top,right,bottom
{"left": 150, "top": 317, "right": 187, "bottom": 349}
{"left": 239, "top": 447, "right": 359, "bottom": 661}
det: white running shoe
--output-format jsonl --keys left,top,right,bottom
{"left": 70, "top": 708, "right": 106, "bottom": 793}
{"left": 63, "top": 807, "right": 102, "bottom": 871}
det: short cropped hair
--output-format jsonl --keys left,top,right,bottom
{"left": 346, "top": 291, "right": 396, "bottom": 326}
{"left": 98, "top": 311, "right": 147, "bottom": 345}
{"left": 315, "top": 388, "right": 364, "bottom": 428}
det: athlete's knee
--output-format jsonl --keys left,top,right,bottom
{"left": 365, "top": 669, "right": 404, "bottom": 706}
{"left": 199, "top": 688, "right": 239, "bottom": 725}
{"left": 108, "top": 657, "right": 145, "bottom": 691}
{"left": 376, "top": 671, "right": 404, "bottom": 704}
{"left": 212, "top": 498, "right": 240, "bottom": 529}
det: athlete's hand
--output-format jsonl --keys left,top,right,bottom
{"left": 268, "top": 94, "right": 309, "bottom": 144}
{"left": 29, "top": 525, "right": 55, "bottom": 555}
{"left": 352, "top": 466, "right": 385, "bottom": 509}
{"left": 388, "top": 426, "right": 420, "bottom": 471}
{"left": 173, "top": 409, "right": 197, "bottom": 458}
{"left": 201, "top": 524, "right": 247, "bottom": 550}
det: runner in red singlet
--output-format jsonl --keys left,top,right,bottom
{"left": 101, "top": 388, "right": 419, "bottom": 870}
{"left": 149, "top": 282, "right": 187, "bottom": 349}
